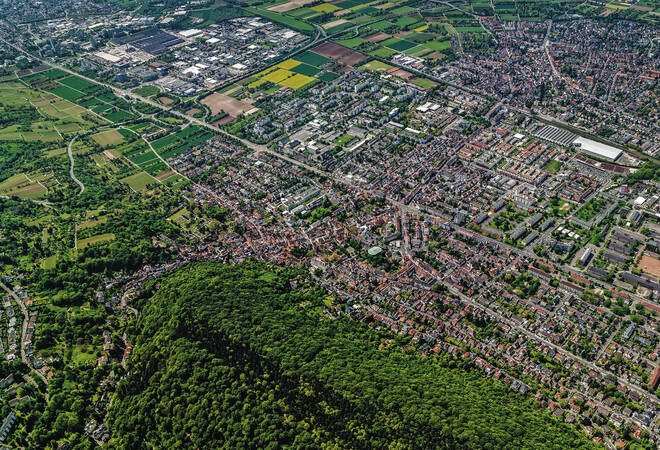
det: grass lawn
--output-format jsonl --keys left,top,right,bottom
{"left": 411, "top": 78, "right": 437, "bottom": 89}
{"left": 425, "top": 40, "right": 451, "bottom": 51}
{"left": 542, "top": 159, "right": 562, "bottom": 174}
{"left": 76, "top": 233, "right": 116, "bottom": 249}
{"left": 335, "top": 133, "right": 357, "bottom": 146}
{"left": 42, "top": 255, "right": 58, "bottom": 270}
{"left": 121, "top": 172, "right": 158, "bottom": 191}
{"left": 71, "top": 344, "right": 98, "bottom": 364}
{"left": 369, "top": 47, "right": 397, "bottom": 58}
{"left": 361, "top": 60, "right": 394, "bottom": 71}
{"left": 92, "top": 129, "right": 125, "bottom": 147}
{"left": 132, "top": 85, "right": 160, "bottom": 97}
{"left": 336, "top": 37, "right": 367, "bottom": 49}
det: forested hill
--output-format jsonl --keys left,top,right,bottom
{"left": 106, "top": 262, "right": 598, "bottom": 449}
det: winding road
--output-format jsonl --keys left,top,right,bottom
{"left": 0, "top": 280, "right": 47, "bottom": 386}
{"left": 67, "top": 134, "right": 85, "bottom": 195}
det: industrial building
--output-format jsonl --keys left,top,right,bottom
{"left": 534, "top": 125, "right": 577, "bottom": 146}
{"left": 533, "top": 124, "right": 623, "bottom": 162}
{"left": 572, "top": 137, "right": 623, "bottom": 162}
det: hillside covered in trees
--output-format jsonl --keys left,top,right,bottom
{"left": 107, "top": 262, "right": 597, "bottom": 449}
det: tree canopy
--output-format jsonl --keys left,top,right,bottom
{"left": 107, "top": 261, "right": 598, "bottom": 449}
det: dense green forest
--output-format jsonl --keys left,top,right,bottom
{"left": 107, "top": 262, "right": 597, "bottom": 449}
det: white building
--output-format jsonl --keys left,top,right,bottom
{"left": 572, "top": 137, "right": 623, "bottom": 162}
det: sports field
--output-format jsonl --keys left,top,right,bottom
{"left": 638, "top": 254, "right": 660, "bottom": 279}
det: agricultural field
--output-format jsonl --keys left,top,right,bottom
{"left": 219, "top": 46, "right": 353, "bottom": 109}
{"left": 317, "top": 3, "right": 497, "bottom": 66}
{"left": 248, "top": 62, "right": 318, "bottom": 92}
{"left": 22, "top": 68, "right": 137, "bottom": 124}
{"left": 0, "top": 79, "right": 100, "bottom": 142}
{"left": 346, "top": 17, "right": 456, "bottom": 61}
{"left": 0, "top": 171, "right": 54, "bottom": 200}
{"left": 244, "top": 6, "right": 315, "bottom": 32}
{"left": 150, "top": 125, "right": 214, "bottom": 161}
{"left": 244, "top": 0, "right": 486, "bottom": 49}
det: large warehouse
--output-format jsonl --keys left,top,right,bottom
{"left": 572, "top": 137, "right": 623, "bottom": 162}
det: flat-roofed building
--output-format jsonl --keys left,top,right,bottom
{"left": 572, "top": 137, "right": 623, "bottom": 162}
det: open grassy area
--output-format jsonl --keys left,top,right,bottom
{"left": 92, "top": 129, "right": 125, "bottom": 147}
{"left": 42, "top": 255, "right": 58, "bottom": 270}
{"left": 76, "top": 233, "right": 116, "bottom": 249}
{"left": 542, "top": 159, "right": 562, "bottom": 174}
{"left": 574, "top": 197, "right": 609, "bottom": 222}
{"left": 360, "top": 60, "right": 394, "bottom": 71}
{"left": 71, "top": 344, "right": 98, "bottom": 364}
{"left": 120, "top": 172, "right": 159, "bottom": 192}
{"left": 411, "top": 78, "right": 437, "bottom": 89}
{"left": 335, "top": 133, "right": 357, "bottom": 147}
{"left": 78, "top": 218, "right": 107, "bottom": 230}
{"left": 132, "top": 85, "right": 160, "bottom": 97}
